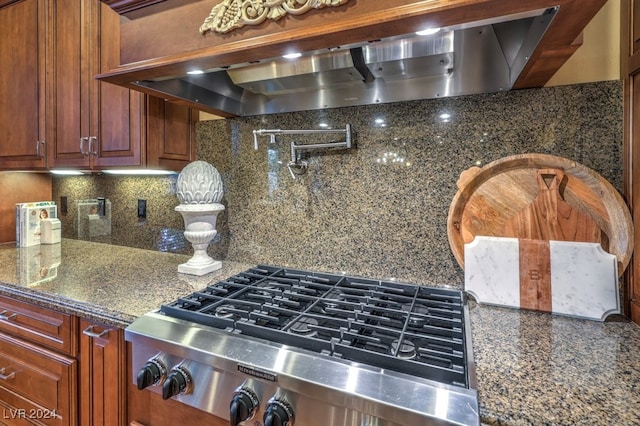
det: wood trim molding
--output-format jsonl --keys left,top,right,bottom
{"left": 101, "top": 0, "right": 166, "bottom": 14}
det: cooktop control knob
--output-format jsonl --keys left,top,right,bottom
{"left": 136, "top": 358, "right": 167, "bottom": 390}
{"left": 229, "top": 387, "right": 259, "bottom": 426}
{"left": 263, "top": 398, "right": 294, "bottom": 426}
{"left": 161, "top": 365, "right": 192, "bottom": 400}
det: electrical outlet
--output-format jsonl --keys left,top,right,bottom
{"left": 97, "top": 197, "right": 106, "bottom": 217}
{"left": 137, "top": 199, "right": 147, "bottom": 219}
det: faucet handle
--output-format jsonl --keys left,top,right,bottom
{"left": 253, "top": 130, "right": 259, "bottom": 150}
{"left": 253, "top": 130, "right": 281, "bottom": 150}
{"left": 287, "top": 160, "right": 308, "bottom": 179}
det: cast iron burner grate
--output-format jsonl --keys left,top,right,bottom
{"left": 161, "top": 265, "right": 470, "bottom": 388}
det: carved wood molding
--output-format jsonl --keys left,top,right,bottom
{"left": 199, "top": 0, "right": 351, "bottom": 35}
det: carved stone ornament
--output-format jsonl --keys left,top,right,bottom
{"left": 200, "top": 0, "right": 351, "bottom": 34}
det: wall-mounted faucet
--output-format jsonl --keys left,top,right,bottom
{"left": 252, "top": 124, "right": 353, "bottom": 179}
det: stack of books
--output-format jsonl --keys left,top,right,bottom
{"left": 15, "top": 201, "right": 58, "bottom": 247}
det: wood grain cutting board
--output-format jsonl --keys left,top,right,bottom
{"left": 464, "top": 236, "right": 620, "bottom": 321}
{"left": 447, "top": 154, "right": 633, "bottom": 276}
{"left": 502, "top": 169, "right": 602, "bottom": 243}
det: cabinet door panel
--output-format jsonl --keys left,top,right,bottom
{"left": 48, "top": 0, "right": 91, "bottom": 168}
{"left": 0, "top": 295, "right": 78, "bottom": 357}
{"left": 0, "top": 0, "right": 47, "bottom": 169}
{"left": 94, "top": 88, "right": 144, "bottom": 168}
{"left": 93, "top": 1, "right": 143, "bottom": 169}
{"left": 79, "top": 319, "right": 126, "bottom": 426}
{"left": 0, "top": 332, "right": 76, "bottom": 426}
{"left": 146, "top": 97, "right": 196, "bottom": 172}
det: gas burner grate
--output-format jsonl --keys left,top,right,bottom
{"left": 161, "top": 265, "right": 470, "bottom": 387}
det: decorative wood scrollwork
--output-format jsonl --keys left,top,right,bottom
{"left": 200, "top": 0, "right": 351, "bottom": 34}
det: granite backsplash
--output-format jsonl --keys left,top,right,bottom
{"left": 52, "top": 80, "right": 624, "bottom": 288}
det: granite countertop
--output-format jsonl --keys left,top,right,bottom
{"left": 0, "top": 239, "right": 253, "bottom": 328}
{"left": 0, "top": 239, "right": 638, "bottom": 425}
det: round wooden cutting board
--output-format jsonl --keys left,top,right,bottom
{"left": 447, "top": 153, "right": 634, "bottom": 276}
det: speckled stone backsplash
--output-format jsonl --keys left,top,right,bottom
{"left": 52, "top": 81, "right": 623, "bottom": 288}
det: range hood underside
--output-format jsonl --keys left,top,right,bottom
{"left": 132, "top": 8, "right": 557, "bottom": 117}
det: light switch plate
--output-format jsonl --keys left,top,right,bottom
{"left": 138, "top": 199, "right": 146, "bottom": 219}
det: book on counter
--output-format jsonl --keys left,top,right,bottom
{"left": 15, "top": 201, "right": 57, "bottom": 247}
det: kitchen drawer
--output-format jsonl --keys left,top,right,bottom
{"left": 0, "top": 296, "right": 77, "bottom": 357}
{"left": 0, "top": 332, "right": 76, "bottom": 426}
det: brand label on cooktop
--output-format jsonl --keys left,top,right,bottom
{"left": 237, "top": 364, "right": 278, "bottom": 382}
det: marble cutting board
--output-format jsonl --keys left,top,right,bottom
{"left": 464, "top": 236, "right": 620, "bottom": 321}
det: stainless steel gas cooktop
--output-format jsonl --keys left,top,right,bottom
{"left": 126, "top": 265, "right": 479, "bottom": 425}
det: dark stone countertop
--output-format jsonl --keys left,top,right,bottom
{"left": 0, "top": 239, "right": 638, "bottom": 425}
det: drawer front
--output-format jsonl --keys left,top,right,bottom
{"left": 0, "top": 333, "right": 76, "bottom": 426}
{"left": 0, "top": 296, "right": 77, "bottom": 357}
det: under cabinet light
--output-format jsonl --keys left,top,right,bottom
{"left": 282, "top": 52, "right": 302, "bottom": 59}
{"left": 101, "top": 169, "right": 177, "bottom": 175}
{"left": 187, "top": 69, "right": 205, "bottom": 75}
{"left": 50, "top": 170, "right": 85, "bottom": 175}
{"left": 416, "top": 27, "right": 441, "bottom": 36}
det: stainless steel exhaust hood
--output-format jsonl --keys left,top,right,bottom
{"left": 131, "top": 7, "right": 557, "bottom": 116}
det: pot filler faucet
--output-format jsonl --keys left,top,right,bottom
{"left": 253, "top": 124, "right": 352, "bottom": 179}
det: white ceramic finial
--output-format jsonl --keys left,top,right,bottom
{"left": 176, "top": 160, "right": 224, "bottom": 204}
{"left": 175, "top": 161, "right": 225, "bottom": 276}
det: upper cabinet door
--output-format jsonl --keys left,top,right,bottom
{"left": 0, "top": 0, "right": 48, "bottom": 170}
{"left": 92, "top": 0, "right": 144, "bottom": 169}
{"left": 48, "top": 0, "right": 144, "bottom": 170}
{"left": 47, "top": 0, "right": 94, "bottom": 168}
{"left": 146, "top": 97, "right": 196, "bottom": 172}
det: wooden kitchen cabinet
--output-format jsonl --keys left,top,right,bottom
{"left": 47, "top": 0, "right": 144, "bottom": 170}
{"left": 146, "top": 97, "right": 197, "bottom": 172}
{"left": 0, "top": 0, "right": 195, "bottom": 173}
{"left": 622, "top": 0, "right": 640, "bottom": 325}
{"left": 78, "top": 319, "right": 127, "bottom": 426}
{"left": 0, "top": 295, "right": 78, "bottom": 357}
{"left": 0, "top": 0, "right": 48, "bottom": 170}
{"left": 0, "top": 333, "right": 77, "bottom": 426}
{"left": 0, "top": 296, "right": 78, "bottom": 425}
{"left": 46, "top": 0, "right": 196, "bottom": 172}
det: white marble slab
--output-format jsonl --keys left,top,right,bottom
{"left": 464, "top": 236, "right": 620, "bottom": 321}
{"left": 550, "top": 240, "right": 619, "bottom": 320}
{"left": 464, "top": 236, "right": 520, "bottom": 307}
